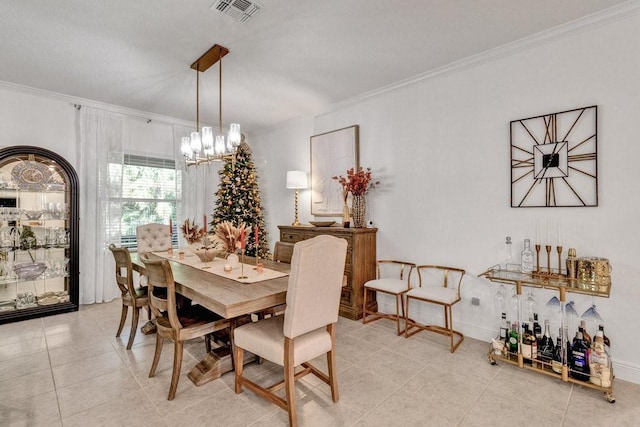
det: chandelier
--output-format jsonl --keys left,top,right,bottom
{"left": 181, "top": 44, "right": 241, "bottom": 166}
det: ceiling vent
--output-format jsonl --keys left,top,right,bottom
{"left": 211, "top": 0, "right": 262, "bottom": 23}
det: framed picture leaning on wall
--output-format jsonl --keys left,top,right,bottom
{"left": 310, "top": 125, "right": 359, "bottom": 216}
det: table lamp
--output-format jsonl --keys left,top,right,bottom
{"left": 286, "top": 170, "right": 308, "bottom": 226}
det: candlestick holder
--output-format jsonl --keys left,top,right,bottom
{"left": 535, "top": 244, "right": 541, "bottom": 273}
{"left": 545, "top": 245, "right": 552, "bottom": 274}
{"left": 556, "top": 246, "right": 562, "bottom": 275}
{"left": 238, "top": 249, "right": 248, "bottom": 279}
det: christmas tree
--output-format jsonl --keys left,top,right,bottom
{"left": 212, "top": 141, "right": 270, "bottom": 259}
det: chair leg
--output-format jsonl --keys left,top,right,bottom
{"left": 326, "top": 324, "right": 339, "bottom": 402}
{"left": 394, "top": 294, "right": 404, "bottom": 336}
{"left": 126, "top": 307, "right": 140, "bottom": 350}
{"left": 284, "top": 338, "right": 297, "bottom": 427}
{"left": 168, "top": 340, "right": 183, "bottom": 401}
{"left": 149, "top": 335, "right": 164, "bottom": 378}
{"left": 116, "top": 304, "right": 128, "bottom": 337}
{"left": 234, "top": 345, "right": 244, "bottom": 394}
{"left": 361, "top": 286, "right": 368, "bottom": 325}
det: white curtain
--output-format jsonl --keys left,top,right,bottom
{"left": 77, "top": 107, "right": 124, "bottom": 304}
{"left": 173, "top": 125, "right": 209, "bottom": 247}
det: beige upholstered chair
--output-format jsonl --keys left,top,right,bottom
{"left": 404, "top": 265, "right": 466, "bottom": 353}
{"left": 140, "top": 253, "right": 230, "bottom": 400}
{"left": 136, "top": 223, "right": 172, "bottom": 254}
{"left": 234, "top": 235, "right": 348, "bottom": 427}
{"left": 273, "top": 241, "right": 295, "bottom": 264}
{"left": 108, "top": 244, "right": 150, "bottom": 350}
{"left": 362, "top": 260, "right": 416, "bottom": 335}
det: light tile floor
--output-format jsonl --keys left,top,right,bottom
{"left": 1, "top": 300, "right": 639, "bottom": 426}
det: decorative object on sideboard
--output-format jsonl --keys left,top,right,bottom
{"left": 310, "top": 125, "right": 359, "bottom": 216}
{"left": 333, "top": 166, "right": 379, "bottom": 228}
{"left": 510, "top": 105, "right": 597, "bottom": 207}
{"left": 285, "top": 170, "right": 307, "bottom": 226}
{"left": 180, "top": 44, "right": 242, "bottom": 166}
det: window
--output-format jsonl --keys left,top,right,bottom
{"left": 109, "top": 154, "right": 181, "bottom": 249}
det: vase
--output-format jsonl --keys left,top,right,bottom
{"left": 351, "top": 195, "right": 366, "bottom": 228}
{"left": 226, "top": 252, "right": 240, "bottom": 268}
{"left": 342, "top": 201, "right": 350, "bottom": 228}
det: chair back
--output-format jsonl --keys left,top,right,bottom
{"left": 139, "top": 253, "right": 182, "bottom": 330}
{"left": 136, "top": 223, "right": 171, "bottom": 254}
{"left": 108, "top": 244, "right": 137, "bottom": 298}
{"left": 273, "top": 241, "right": 295, "bottom": 263}
{"left": 416, "top": 265, "right": 466, "bottom": 296}
{"left": 377, "top": 260, "right": 415, "bottom": 283}
{"left": 283, "top": 235, "right": 347, "bottom": 339}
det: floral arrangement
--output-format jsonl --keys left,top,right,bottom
{"left": 212, "top": 221, "right": 248, "bottom": 253}
{"left": 332, "top": 167, "right": 379, "bottom": 197}
{"left": 181, "top": 219, "right": 206, "bottom": 244}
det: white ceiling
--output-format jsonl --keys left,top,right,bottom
{"left": 0, "top": 0, "right": 631, "bottom": 132}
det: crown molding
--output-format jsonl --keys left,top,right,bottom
{"left": 0, "top": 80, "right": 197, "bottom": 129}
{"left": 315, "top": 0, "right": 640, "bottom": 120}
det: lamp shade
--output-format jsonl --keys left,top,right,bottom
{"left": 286, "top": 171, "right": 308, "bottom": 189}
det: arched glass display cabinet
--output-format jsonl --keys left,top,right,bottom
{"left": 0, "top": 146, "right": 79, "bottom": 323}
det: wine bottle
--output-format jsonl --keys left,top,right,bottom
{"left": 570, "top": 329, "right": 590, "bottom": 381}
{"left": 538, "top": 319, "right": 555, "bottom": 363}
{"left": 508, "top": 321, "right": 519, "bottom": 355}
{"left": 520, "top": 239, "right": 534, "bottom": 273}
{"left": 552, "top": 335, "right": 563, "bottom": 374}
{"left": 521, "top": 322, "right": 536, "bottom": 365}
{"left": 580, "top": 320, "right": 592, "bottom": 346}
{"left": 589, "top": 329, "right": 612, "bottom": 387}
{"left": 499, "top": 312, "right": 509, "bottom": 343}
{"left": 533, "top": 313, "right": 542, "bottom": 341}
{"left": 598, "top": 324, "right": 611, "bottom": 354}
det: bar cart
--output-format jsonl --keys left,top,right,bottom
{"left": 479, "top": 265, "right": 614, "bottom": 403}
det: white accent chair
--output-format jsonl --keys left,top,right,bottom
{"left": 404, "top": 265, "right": 466, "bottom": 353}
{"left": 234, "top": 235, "right": 347, "bottom": 427}
{"left": 362, "top": 260, "right": 416, "bottom": 335}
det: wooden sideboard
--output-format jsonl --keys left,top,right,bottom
{"left": 278, "top": 225, "right": 377, "bottom": 320}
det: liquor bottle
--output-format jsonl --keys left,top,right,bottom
{"left": 580, "top": 320, "right": 592, "bottom": 346}
{"left": 552, "top": 334, "right": 563, "bottom": 374}
{"left": 538, "top": 319, "right": 555, "bottom": 363}
{"left": 589, "top": 329, "right": 612, "bottom": 387}
{"left": 521, "top": 322, "right": 536, "bottom": 365}
{"left": 521, "top": 239, "right": 534, "bottom": 273}
{"left": 508, "top": 321, "right": 519, "bottom": 355}
{"left": 570, "top": 329, "right": 590, "bottom": 381}
{"left": 598, "top": 324, "right": 611, "bottom": 354}
{"left": 533, "top": 313, "right": 542, "bottom": 341}
{"left": 499, "top": 312, "right": 509, "bottom": 343}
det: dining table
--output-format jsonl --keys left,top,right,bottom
{"left": 130, "top": 250, "right": 290, "bottom": 386}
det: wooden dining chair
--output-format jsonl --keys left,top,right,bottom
{"left": 273, "top": 241, "right": 295, "bottom": 263}
{"left": 404, "top": 265, "right": 466, "bottom": 352}
{"left": 140, "top": 253, "right": 230, "bottom": 400}
{"left": 362, "top": 260, "right": 416, "bottom": 335}
{"left": 108, "top": 244, "right": 150, "bottom": 350}
{"left": 234, "top": 235, "right": 348, "bottom": 427}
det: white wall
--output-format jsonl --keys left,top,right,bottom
{"left": 251, "top": 14, "right": 640, "bottom": 383}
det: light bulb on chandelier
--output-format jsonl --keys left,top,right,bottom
{"left": 181, "top": 44, "right": 241, "bottom": 166}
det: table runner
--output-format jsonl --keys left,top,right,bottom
{"left": 152, "top": 251, "right": 288, "bottom": 284}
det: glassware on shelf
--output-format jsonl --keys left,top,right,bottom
{"left": 546, "top": 296, "right": 561, "bottom": 309}
{"left": 493, "top": 284, "right": 507, "bottom": 312}
{"left": 524, "top": 290, "right": 536, "bottom": 319}
{"left": 582, "top": 303, "right": 604, "bottom": 323}
{"left": 565, "top": 300, "right": 578, "bottom": 317}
